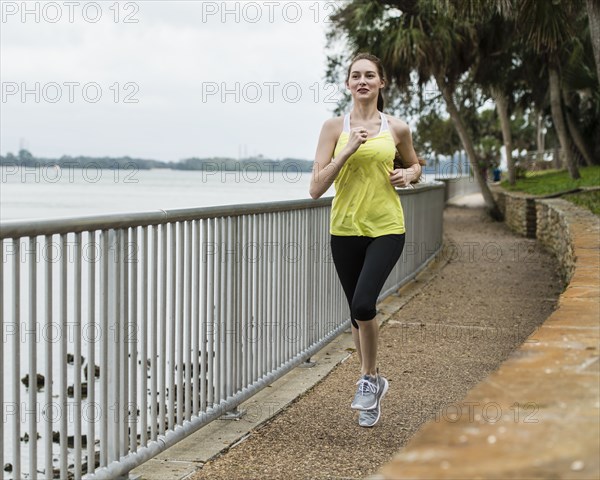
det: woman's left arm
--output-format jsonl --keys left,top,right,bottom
{"left": 389, "top": 119, "right": 421, "bottom": 188}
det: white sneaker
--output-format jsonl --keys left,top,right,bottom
{"left": 351, "top": 373, "right": 388, "bottom": 411}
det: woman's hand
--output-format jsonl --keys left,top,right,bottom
{"left": 345, "top": 127, "right": 368, "bottom": 155}
{"left": 388, "top": 116, "right": 421, "bottom": 187}
{"left": 389, "top": 168, "right": 413, "bottom": 188}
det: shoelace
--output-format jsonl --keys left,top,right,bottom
{"left": 356, "top": 377, "right": 377, "bottom": 396}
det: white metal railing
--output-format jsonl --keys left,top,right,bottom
{"left": 0, "top": 184, "right": 444, "bottom": 480}
{"left": 435, "top": 174, "right": 481, "bottom": 203}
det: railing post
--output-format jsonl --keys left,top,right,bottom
{"left": 107, "top": 229, "right": 123, "bottom": 466}
{"left": 299, "top": 358, "right": 316, "bottom": 368}
{"left": 221, "top": 407, "right": 246, "bottom": 420}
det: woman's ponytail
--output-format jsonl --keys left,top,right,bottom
{"left": 377, "top": 91, "right": 384, "bottom": 112}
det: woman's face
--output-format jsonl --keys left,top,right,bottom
{"left": 346, "top": 59, "right": 384, "bottom": 102}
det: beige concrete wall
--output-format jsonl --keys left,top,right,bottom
{"left": 376, "top": 197, "right": 600, "bottom": 479}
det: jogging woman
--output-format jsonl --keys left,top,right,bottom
{"left": 309, "top": 53, "right": 421, "bottom": 427}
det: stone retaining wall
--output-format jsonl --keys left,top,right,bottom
{"left": 492, "top": 185, "right": 595, "bottom": 282}
{"left": 491, "top": 187, "right": 537, "bottom": 238}
{"left": 536, "top": 199, "right": 578, "bottom": 283}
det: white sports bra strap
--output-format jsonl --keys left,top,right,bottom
{"left": 343, "top": 113, "right": 351, "bottom": 133}
{"left": 379, "top": 112, "right": 389, "bottom": 132}
{"left": 344, "top": 112, "right": 388, "bottom": 134}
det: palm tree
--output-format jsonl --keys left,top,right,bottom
{"left": 511, "top": 0, "right": 582, "bottom": 179}
{"left": 587, "top": 0, "right": 600, "bottom": 82}
{"left": 328, "top": 0, "right": 503, "bottom": 219}
{"left": 446, "top": 0, "right": 593, "bottom": 177}
{"left": 467, "top": 11, "right": 520, "bottom": 185}
{"left": 434, "top": 2, "right": 519, "bottom": 185}
{"left": 560, "top": 15, "right": 599, "bottom": 166}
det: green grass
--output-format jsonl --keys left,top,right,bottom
{"left": 563, "top": 190, "right": 600, "bottom": 216}
{"left": 501, "top": 166, "right": 600, "bottom": 196}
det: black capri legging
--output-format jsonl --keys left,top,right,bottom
{"left": 331, "top": 234, "right": 406, "bottom": 328}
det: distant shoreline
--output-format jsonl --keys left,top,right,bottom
{"left": 0, "top": 153, "right": 315, "bottom": 172}
{"left": 1, "top": 149, "right": 471, "bottom": 177}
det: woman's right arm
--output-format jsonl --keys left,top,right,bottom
{"left": 309, "top": 118, "right": 363, "bottom": 199}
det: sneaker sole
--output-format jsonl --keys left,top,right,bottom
{"left": 351, "top": 400, "right": 377, "bottom": 411}
{"left": 379, "top": 377, "right": 389, "bottom": 405}
{"left": 358, "top": 407, "right": 381, "bottom": 427}
{"left": 352, "top": 377, "right": 389, "bottom": 411}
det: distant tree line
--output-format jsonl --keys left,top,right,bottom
{"left": 0, "top": 149, "right": 314, "bottom": 172}
{"left": 173, "top": 156, "right": 314, "bottom": 172}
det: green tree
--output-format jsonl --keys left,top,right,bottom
{"left": 414, "top": 110, "right": 460, "bottom": 163}
{"left": 473, "top": 109, "right": 503, "bottom": 176}
{"left": 437, "top": 1, "right": 520, "bottom": 185}
{"left": 512, "top": 0, "right": 583, "bottom": 179}
{"left": 18, "top": 149, "right": 34, "bottom": 163}
{"left": 443, "top": 0, "right": 597, "bottom": 177}
{"left": 586, "top": 0, "right": 600, "bottom": 82}
{"left": 327, "top": 0, "right": 503, "bottom": 219}
{"left": 468, "top": 10, "right": 519, "bottom": 184}
{"left": 560, "top": 15, "right": 599, "bottom": 166}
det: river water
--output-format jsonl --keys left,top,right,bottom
{"left": 1, "top": 165, "right": 319, "bottom": 221}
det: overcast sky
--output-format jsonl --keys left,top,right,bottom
{"left": 1, "top": 1, "right": 347, "bottom": 162}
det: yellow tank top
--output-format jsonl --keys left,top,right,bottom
{"left": 330, "top": 112, "right": 406, "bottom": 237}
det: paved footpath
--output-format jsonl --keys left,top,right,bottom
{"left": 182, "top": 205, "right": 563, "bottom": 480}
